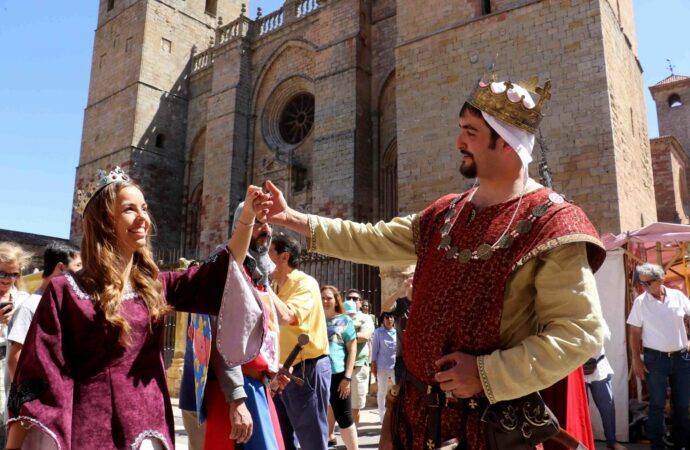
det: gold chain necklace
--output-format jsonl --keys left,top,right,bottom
{"left": 437, "top": 188, "right": 564, "bottom": 263}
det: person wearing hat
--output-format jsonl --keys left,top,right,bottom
{"left": 256, "top": 76, "right": 605, "bottom": 450}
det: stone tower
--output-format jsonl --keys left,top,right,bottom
{"left": 650, "top": 74, "right": 690, "bottom": 154}
{"left": 393, "top": 0, "right": 656, "bottom": 233}
{"left": 71, "top": 0, "right": 243, "bottom": 251}
{"left": 649, "top": 73, "right": 690, "bottom": 224}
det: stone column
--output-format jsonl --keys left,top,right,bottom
{"left": 378, "top": 264, "right": 415, "bottom": 310}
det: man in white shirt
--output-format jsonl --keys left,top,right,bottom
{"left": 627, "top": 263, "right": 690, "bottom": 450}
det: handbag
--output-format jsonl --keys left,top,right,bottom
{"left": 481, "top": 392, "right": 560, "bottom": 450}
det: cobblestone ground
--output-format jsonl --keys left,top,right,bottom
{"left": 172, "top": 398, "right": 649, "bottom": 450}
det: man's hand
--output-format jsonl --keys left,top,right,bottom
{"left": 371, "top": 361, "right": 378, "bottom": 378}
{"left": 270, "top": 367, "right": 292, "bottom": 395}
{"left": 631, "top": 358, "right": 647, "bottom": 381}
{"left": 229, "top": 399, "right": 253, "bottom": 443}
{"left": 434, "top": 352, "right": 483, "bottom": 398}
{"left": 257, "top": 180, "right": 289, "bottom": 225}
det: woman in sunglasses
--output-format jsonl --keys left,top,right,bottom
{"left": 0, "top": 242, "right": 33, "bottom": 319}
{"left": 0, "top": 242, "right": 33, "bottom": 447}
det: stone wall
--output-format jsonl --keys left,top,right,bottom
{"left": 74, "top": 0, "right": 244, "bottom": 251}
{"left": 393, "top": 0, "right": 655, "bottom": 234}
{"left": 651, "top": 136, "right": 690, "bottom": 224}
{"left": 78, "top": 0, "right": 664, "bottom": 261}
{"left": 600, "top": 0, "right": 656, "bottom": 230}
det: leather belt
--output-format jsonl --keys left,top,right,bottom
{"left": 643, "top": 347, "right": 687, "bottom": 358}
{"left": 404, "top": 369, "right": 487, "bottom": 450}
{"left": 292, "top": 354, "right": 327, "bottom": 370}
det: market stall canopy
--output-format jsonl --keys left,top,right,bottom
{"left": 602, "top": 222, "right": 690, "bottom": 251}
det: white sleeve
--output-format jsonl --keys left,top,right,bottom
{"left": 626, "top": 299, "right": 642, "bottom": 328}
{"left": 682, "top": 293, "right": 690, "bottom": 316}
{"left": 7, "top": 300, "right": 37, "bottom": 345}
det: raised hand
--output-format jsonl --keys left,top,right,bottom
{"left": 239, "top": 185, "right": 262, "bottom": 224}
{"left": 253, "top": 180, "right": 311, "bottom": 236}
{"left": 261, "top": 180, "right": 289, "bottom": 224}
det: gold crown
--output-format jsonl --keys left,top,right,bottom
{"left": 467, "top": 77, "right": 552, "bottom": 134}
{"left": 75, "top": 166, "right": 130, "bottom": 216}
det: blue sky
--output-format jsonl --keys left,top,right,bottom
{"left": 0, "top": 0, "right": 687, "bottom": 239}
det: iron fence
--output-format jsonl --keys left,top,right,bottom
{"left": 300, "top": 252, "right": 381, "bottom": 316}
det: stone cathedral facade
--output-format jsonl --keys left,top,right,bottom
{"left": 72, "top": 0, "right": 657, "bottom": 262}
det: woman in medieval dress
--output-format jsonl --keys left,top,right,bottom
{"left": 4, "top": 167, "right": 264, "bottom": 450}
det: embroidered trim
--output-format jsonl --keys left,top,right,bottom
{"left": 477, "top": 355, "right": 495, "bottom": 404}
{"left": 511, "top": 234, "right": 604, "bottom": 271}
{"left": 7, "top": 416, "right": 61, "bottom": 450}
{"left": 307, "top": 215, "right": 318, "bottom": 253}
{"left": 131, "top": 429, "right": 171, "bottom": 450}
{"left": 64, "top": 272, "right": 139, "bottom": 301}
{"left": 8, "top": 379, "right": 49, "bottom": 416}
{"left": 411, "top": 214, "right": 421, "bottom": 255}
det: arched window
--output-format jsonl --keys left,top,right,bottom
{"left": 279, "top": 93, "right": 315, "bottom": 145}
{"left": 669, "top": 94, "right": 683, "bottom": 108}
{"left": 155, "top": 133, "right": 166, "bottom": 148}
{"left": 107, "top": 0, "right": 115, "bottom": 11}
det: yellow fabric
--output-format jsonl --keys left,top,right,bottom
{"left": 307, "top": 213, "right": 604, "bottom": 404}
{"left": 19, "top": 272, "right": 42, "bottom": 293}
{"left": 273, "top": 269, "right": 329, "bottom": 362}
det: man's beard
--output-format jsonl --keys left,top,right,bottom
{"left": 459, "top": 159, "right": 477, "bottom": 178}
{"left": 250, "top": 233, "right": 270, "bottom": 253}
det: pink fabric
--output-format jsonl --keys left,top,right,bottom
{"left": 215, "top": 254, "right": 265, "bottom": 368}
{"left": 603, "top": 222, "right": 690, "bottom": 250}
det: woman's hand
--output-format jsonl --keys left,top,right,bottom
{"left": 239, "top": 185, "right": 262, "bottom": 224}
{"left": 0, "top": 304, "right": 14, "bottom": 325}
{"left": 338, "top": 377, "right": 351, "bottom": 399}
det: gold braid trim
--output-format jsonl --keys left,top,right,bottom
{"left": 307, "top": 215, "right": 318, "bottom": 253}
{"left": 477, "top": 355, "right": 495, "bottom": 404}
{"left": 511, "top": 234, "right": 604, "bottom": 271}
{"left": 412, "top": 214, "right": 421, "bottom": 255}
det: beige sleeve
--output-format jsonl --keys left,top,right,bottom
{"left": 477, "top": 242, "right": 605, "bottom": 403}
{"left": 306, "top": 214, "right": 418, "bottom": 266}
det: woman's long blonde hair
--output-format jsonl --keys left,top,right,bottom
{"left": 79, "top": 181, "right": 170, "bottom": 346}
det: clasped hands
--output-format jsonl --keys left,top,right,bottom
{"left": 433, "top": 351, "right": 484, "bottom": 399}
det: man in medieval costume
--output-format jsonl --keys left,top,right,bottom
{"left": 255, "top": 75, "right": 605, "bottom": 450}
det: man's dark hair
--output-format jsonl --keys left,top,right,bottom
{"left": 459, "top": 102, "right": 501, "bottom": 149}
{"left": 346, "top": 288, "right": 361, "bottom": 297}
{"left": 43, "top": 242, "right": 79, "bottom": 278}
{"left": 272, "top": 234, "right": 301, "bottom": 269}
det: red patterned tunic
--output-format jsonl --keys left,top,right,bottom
{"left": 398, "top": 187, "right": 605, "bottom": 450}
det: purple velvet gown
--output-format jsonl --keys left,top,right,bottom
{"left": 6, "top": 248, "right": 236, "bottom": 450}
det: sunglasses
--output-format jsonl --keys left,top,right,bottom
{"left": 346, "top": 296, "right": 360, "bottom": 301}
{"left": 0, "top": 271, "right": 20, "bottom": 280}
{"left": 639, "top": 279, "right": 659, "bottom": 287}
